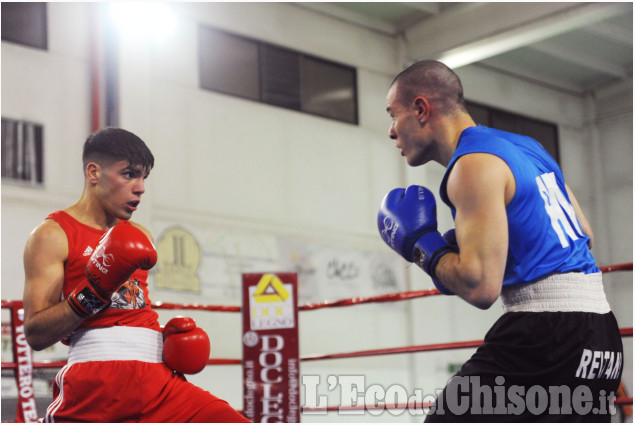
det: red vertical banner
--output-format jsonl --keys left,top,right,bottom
{"left": 242, "top": 273, "right": 300, "bottom": 423}
{"left": 11, "top": 306, "right": 38, "bottom": 422}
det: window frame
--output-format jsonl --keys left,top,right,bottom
{"left": 198, "top": 24, "right": 359, "bottom": 125}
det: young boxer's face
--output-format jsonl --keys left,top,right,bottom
{"left": 96, "top": 160, "right": 149, "bottom": 220}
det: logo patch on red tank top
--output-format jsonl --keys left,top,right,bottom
{"left": 82, "top": 246, "right": 93, "bottom": 256}
{"left": 110, "top": 279, "right": 146, "bottom": 310}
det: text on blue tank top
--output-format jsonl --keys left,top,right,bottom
{"left": 439, "top": 126, "right": 598, "bottom": 287}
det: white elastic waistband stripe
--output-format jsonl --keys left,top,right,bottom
{"left": 500, "top": 272, "right": 611, "bottom": 314}
{"left": 68, "top": 327, "right": 163, "bottom": 364}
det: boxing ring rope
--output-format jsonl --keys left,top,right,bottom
{"left": 2, "top": 262, "right": 632, "bottom": 419}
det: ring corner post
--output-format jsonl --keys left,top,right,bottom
{"left": 242, "top": 273, "right": 300, "bottom": 422}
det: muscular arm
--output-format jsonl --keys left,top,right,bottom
{"left": 434, "top": 153, "right": 514, "bottom": 309}
{"left": 22, "top": 220, "right": 84, "bottom": 351}
{"left": 565, "top": 184, "right": 594, "bottom": 249}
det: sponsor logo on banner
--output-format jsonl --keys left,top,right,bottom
{"left": 155, "top": 226, "right": 201, "bottom": 293}
{"left": 11, "top": 308, "right": 38, "bottom": 423}
{"left": 249, "top": 274, "right": 295, "bottom": 330}
{"left": 243, "top": 273, "right": 299, "bottom": 423}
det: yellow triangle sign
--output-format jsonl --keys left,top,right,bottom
{"left": 253, "top": 274, "right": 290, "bottom": 303}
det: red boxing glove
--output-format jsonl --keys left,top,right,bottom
{"left": 163, "top": 317, "right": 211, "bottom": 375}
{"left": 67, "top": 223, "right": 157, "bottom": 318}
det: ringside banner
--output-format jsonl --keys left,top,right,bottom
{"left": 11, "top": 307, "right": 38, "bottom": 423}
{"left": 242, "top": 273, "right": 300, "bottom": 423}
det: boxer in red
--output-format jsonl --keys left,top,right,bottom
{"left": 22, "top": 128, "right": 250, "bottom": 422}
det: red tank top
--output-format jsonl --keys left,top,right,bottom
{"left": 47, "top": 211, "right": 160, "bottom": 331}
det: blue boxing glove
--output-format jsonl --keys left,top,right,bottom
{"left": 443, "top": 228, "right": 458, "bottom": 249}
{"left": 378, "top": 185, "right": 457, "bottom": 294}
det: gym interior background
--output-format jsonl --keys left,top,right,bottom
{"left": 1, "top": 2, "right": 632, "bottom": 422}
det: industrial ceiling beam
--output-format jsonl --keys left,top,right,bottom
{"left": 404, "top": 2, "right": 631, "bottom": 68}
{"left": 530, "top": 41, "right": 629, "bottom": 79}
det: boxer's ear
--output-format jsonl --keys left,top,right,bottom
{"left": 413, "top": 96, "right": 431, "bottom": 124}
{"left": 85, "top": 162, "right": 101, "bottom": 183}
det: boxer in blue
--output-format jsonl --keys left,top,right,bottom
{"left": 379, "top": 60, "right": 622, "bottom": 422}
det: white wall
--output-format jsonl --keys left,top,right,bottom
{"left": 1, "top": 3, "right": 631, "bottom": 422}
{"left": 592, "top": 82, "right": 634, "bottom": 398}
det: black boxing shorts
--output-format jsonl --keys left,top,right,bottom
{"left": 425, "top": 273, "right": 623, "bottom": 423}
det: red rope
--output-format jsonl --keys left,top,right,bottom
{"left": 151, "top": 301, "right": 240, "bottom": 312}
{"left": 600, "top": 263, "right": 633, "bottom": 273}
{"left": 3, "top": 262, "right": 631, "bottom": 314}
{"left": 3, "top": 327, "right": 631, "bottom": 371}
{"left": 2, "top": 263, "right": 632, "bottom": 369}
{"left": 150, "top": 288, "right": 443, "bottom": 313}
{"left": 206, "top": 358, "right": 241, "bottom": 365}
{"left": 299, "top": 288, "right": 441, "bottom": 310}
{"left": 150, "top": 288, "right": 443, "bottom": 312}
{"left": 301, "top": 339, "right": 484, "bottom": 361}
{"left": 302, "top": 328, "right": 632, "bottom": 362}
{"left": 1, "top": 357, "right": 241, "bottom": 370}
{"left": 1, "top": 300, "right": 22, "bottom": 309}
{"left": 617, "top": 397, "right": 634, "bottom": 406}
{"left": 298, "top": 262, "right": 632, "bottom": 311}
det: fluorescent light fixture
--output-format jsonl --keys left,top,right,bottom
{"left": 109, "top": 3, "right": 177, "bottom": 41}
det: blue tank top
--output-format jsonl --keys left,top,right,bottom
{"left": 440, "top": 125, "right": 599, "bottom": 287}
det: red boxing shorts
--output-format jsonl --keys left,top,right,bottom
{"left": 45, "top": 327, "right": 250, "bottom": 423}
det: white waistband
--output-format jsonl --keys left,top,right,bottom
{"left": 500, "top": 272, "right": 611, "bottom": 314}
{"left": 68, "top": 327, "right": 163, "bottom": 364}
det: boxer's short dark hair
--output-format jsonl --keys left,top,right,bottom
{"left": 83, "top": 127, "right": 154, "bottom": 171}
